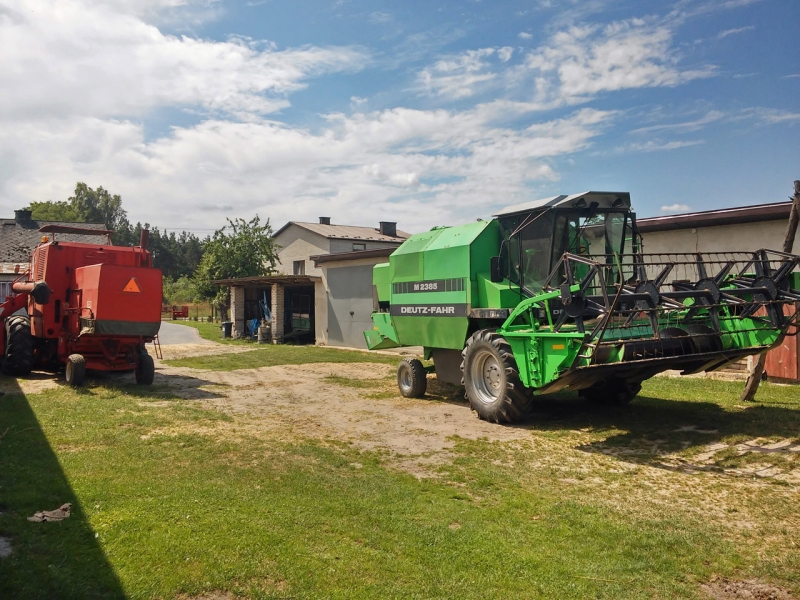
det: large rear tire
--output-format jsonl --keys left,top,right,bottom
{"left": 397, "top": 358, "right": 426, "bottom": 398}
{"left": 136, "top": 351, "right": 155, "bottom": 385}
{"left": 65, "top": 354, "right": 86, "bottom": 387}
{"left": 579, "top": 378, "right": 641, "bottom": 405}
{"left": 461, "top": 330, "right": 532, "bottom": 424}
{"left": 3, "top": 315, "right": 34, "bottom": 376}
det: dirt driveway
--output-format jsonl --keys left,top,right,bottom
{"left": 157, "top": 343, "right": 529, "bottom": 473}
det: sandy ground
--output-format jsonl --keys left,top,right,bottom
{"left": 156, "top": 344, "right": 528, "bottom": 470}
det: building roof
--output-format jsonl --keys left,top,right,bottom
{"left": 311, "top": 247, "right": 395, "bottom": 266}
{"left": 636, "top": 201, "right": 793, "bottom": 233}
{"left": 0, "top": 213, "right": 110, "bottom": 264}
{"left": 213, "top": 275, "right": 320, "bottom": 286}
{"left": 274, "top": 221, "right": 410, "bottom": 243}
{"left": 495, "top": 191, "right": 631, "bottom": 217}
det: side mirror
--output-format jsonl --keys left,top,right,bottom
{"left": 490, "top": 256, "right": 503, "bottom": 283}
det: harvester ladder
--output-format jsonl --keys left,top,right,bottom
{"left": 152, "top": 334, "right": 163, "bottom": 360}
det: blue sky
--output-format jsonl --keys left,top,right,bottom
{"left": 0, "top": 0, "right": 798, "bottom": 234}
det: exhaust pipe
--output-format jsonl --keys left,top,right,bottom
{"left": 12, "top": 281, "right": 51, "bottom": 304}
{"left": 139, "top": 229, "right": 150, "bottom": 249}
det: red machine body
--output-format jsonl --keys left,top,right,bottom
{"left": 1, "top": 228, "right": 162, "bottom": 384}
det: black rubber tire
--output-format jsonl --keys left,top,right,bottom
{"left": 3, "top": 315, "right": 34, "bottom": 376}
{"left": 579, "top": 378, "right": 641, "bottom": 405}
{"left": 397, "top": 358, "right": 427, "bottom": 398}
{"left": 461, "top": 330, "right": 532, "bottom": 424}
{"left": 65, "top": 354, "right": 86, "bottom": 387}
{"left": 135, "top": 351, "right": 155, "bottom": 385}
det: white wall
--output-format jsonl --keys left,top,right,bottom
{"left": 275, "top": 226, "right": 330, "bottom": 277}
{"left": 642, "top": 221, "right": 798, "bottom": 255}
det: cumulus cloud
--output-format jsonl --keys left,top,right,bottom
{"left": 524, "top": 19, "right": 716, "bottom": 104}
{"left": 0, "top": 0, "right": 367, "bottom": 121}
{"left": 518, "top": 32, "right": 533, "bottom": 40}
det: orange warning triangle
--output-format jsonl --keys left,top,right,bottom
{"left": 123, "top": 277, "right": 141, "bottom": 293}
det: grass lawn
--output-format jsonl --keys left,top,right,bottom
{"left": 1, "top": 362, "right": 798, "bottom": 598}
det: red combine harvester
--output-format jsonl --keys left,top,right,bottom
{"left": 0, "top": 226, "right": 162, "bottom": 386}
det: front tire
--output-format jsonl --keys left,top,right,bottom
{"left": 136, "top": 351, "right": 155, "bottom": 385}
{"left": 397, "top": 358, "right": 426, "bottom": 398}
{"left": 3, "top": 315, "right": 34, "bottom": 376}
{"left": 461, "top": 330, "right": 532, "bottom": 423}
{"left": 65, "top": 354, "right": 86, "bottom": 387}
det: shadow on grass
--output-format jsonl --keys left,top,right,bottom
{"left": 0, "top": 376, "right": 126, "bottom": 599}
{"left": 512, "top": 389, "right": 800, "bottom": 471}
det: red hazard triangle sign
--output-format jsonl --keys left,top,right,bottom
{"left": 122, "top": 277, "right": 141, "bottom": 294}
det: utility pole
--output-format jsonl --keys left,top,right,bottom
{"left": 740, "top": 180, "right": 800, "bottom": 401}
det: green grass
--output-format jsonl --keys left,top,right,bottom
{"left": 164, "top": 344, "right": 399, "bottom": 371}
{"left": 1, "top": 371, "right": 798, "bottom": 598}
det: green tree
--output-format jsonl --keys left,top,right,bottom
{"left": 28, "top": 182, "right": 131, "bottom": 244}
{"left": 194, "top": 216, "right": 277, "bottom": 318}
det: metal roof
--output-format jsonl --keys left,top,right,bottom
{"left": 0, "top": 217, "right": 109, "bottom": 263}
{"left": 311, "top": 247, "right": 395, "bottom": 266}
{"left": 495, "top": 191, "right": 631, "bottom": 217}
{"left": 636, "top": 201, "right": 793, "bottom": 233}
{"left": 274, "top": 221, "right": 410, "bottom": 242}
{"left": 213, "top": 275, "right": 320, "bottom": 286}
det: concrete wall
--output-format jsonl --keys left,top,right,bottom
{"left": 641, "top": 221, "right": 799, "bottom": 255}
{"left": 275, "top": 227, "right": 330, "bottom": 277}
{"left": 316, "top": 257, "right": 389, "bottom": 348}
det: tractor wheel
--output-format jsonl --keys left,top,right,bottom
{"left": 579, "top": 379, "right": 641, "bottom": 405}
{"left": 461, "top": 330, "right": 532, "bottom": 424}
{"left": 2, "top": 315, "right": 34, "bottom": 376}
{"left": 136, "top": 351, "right": 155, "bottom": 385}
{"left": 65, "top": 354, "right": 86, "bottom": 387}
{"left": 397, "top": 358, "right": 426, "bottom": 398}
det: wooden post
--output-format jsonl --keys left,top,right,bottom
{"left": 740, "top": 180, "right": 800, "bottom": 401}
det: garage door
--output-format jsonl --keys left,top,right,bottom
{"left": 326, "top": 264, "right": 375, "bottom": 348}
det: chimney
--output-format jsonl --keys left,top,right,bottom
{"left": 14, "top": 209, "right": 32, "bottom": 224}
{"left": 379, "top": 221, "right": 397, "bottom": 237}
{"left": 319, "top": 217, "right": 331, "bottom": 225}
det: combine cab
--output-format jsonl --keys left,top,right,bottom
{"left": 365, "top": 192, "right": 800, "bottom": 423}
{"left": 1, "top": 226, "right": 162, "bottom": 386}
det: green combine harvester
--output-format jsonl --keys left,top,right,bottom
{"left": 364, "top": 192, "right": 800, "bottom": 423}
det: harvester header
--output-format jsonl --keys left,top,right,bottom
{"left": 365, "top": 191, "right": 800, "bottom": 423}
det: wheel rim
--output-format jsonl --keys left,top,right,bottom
{"left": 470, "top": 348, "right": 503, "bottom": 405}
{"left": 399, "top": 366, "right": 412, "bottom": 392}
{"left": 66, "top": 361, "right": 73, "bottom": 382}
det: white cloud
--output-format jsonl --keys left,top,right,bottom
{"left": 0, "top": 105, "right": 615, "bottom": 232}
{"left": 417, "top": 48, "right": 499, "bottom": 98}
{"left": 369, "top": 11, "right": 392, "bottom": 24}
{"left": 524, "top": 20, "right": 716, "bottom": 104}
{"left": 631, "top": 110, "right": 725, "bottom": 134}
{"left": 497, "top": 46, "right": 514, "bottom": 62}
{"left": 661, "top": 203, "right": 690, "bottom": 213}
{"left": 0, "top": 0, "right": 368, "bottom": 121}
{"left": 625, "top": 140, "right": 705, "bottom": 152}
{"left": 518, "top": 32, "right": 533, "bottom": 40}
{"left": 716, "top": 25, "right": 755, "bottom": 39}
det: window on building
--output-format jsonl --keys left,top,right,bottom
{"left": 293, "top": 260, "right": 305, "bottom": 275}
{"left": 0, "top": 282, "right": 10, "bottom": 301}
{"left": 352, "top": 243, "right": 366, "bottom": 251}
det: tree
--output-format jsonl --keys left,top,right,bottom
{"left": 28, "top": 182, "right": 130, "bottom": 244}
{"left": 194, "top": 216, "right": 278, "bottom": 318}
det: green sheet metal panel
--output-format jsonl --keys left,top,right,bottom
{"left": 386, "top": 221, "right": 494, "bottom": 349}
